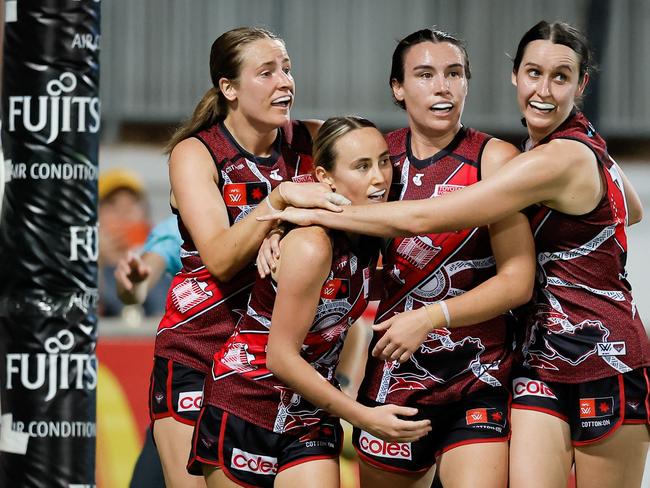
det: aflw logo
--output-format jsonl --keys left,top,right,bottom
{"left": 597, "top": 341, "right": 626, "bottom": 356}
{"left": 8, "top": 72, "right": 100, "bottom": 143}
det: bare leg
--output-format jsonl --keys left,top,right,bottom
{"left": 358, "top": 459, "right": 435, "bottom": 488}
{"left": 203, "top": 466, "right": 241, "bottom": 488}
{"left": 274, "top": 458, "right": 341, "bottom": 488}
{"left": 437, "top": 440, "right": 508, "bottom": 488}
{"left": 575, "top": 424, "right": 649, "bottom": 488}
{"left": 510, "top": 409, "right": 573, "bottom": 488}
{"left": 153, "top": 417, "right": 206, "bottom": 488}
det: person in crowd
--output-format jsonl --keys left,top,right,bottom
{"left": 98, "top": 168, "right": 170, "bottom": 318}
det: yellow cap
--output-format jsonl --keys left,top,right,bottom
{"left": 98, "top": 168, "right": 144, "bottom": 200}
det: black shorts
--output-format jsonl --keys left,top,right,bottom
{"left": 352, "top": 387, "right": 510, "bottom": 474}
{"left": 149, "top": 356, "right": 205, "bottom": 426}
{"left": 187, "top": 405, "right": 343, "bottom": 487}
{"left": 511, "top": 367, "right": 650, "bottom": 445}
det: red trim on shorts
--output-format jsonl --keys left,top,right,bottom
{"left": 623, "top": 419, "right": 647, "bottom": 424}
{"left": 435, "top": 435, "right": 510, "bottom": 458}
{"left": 353, "top": 447, "right": 431, "bottom": 475}
{"left": 511, "top": 403, "right": 569, "bottom": 422}
{"left": 217, "top": 410, "right": 253, "bottom": 488}
{"left": 572, "top": 374, "right": 625, "bottom": 447}
{"left": 187, "top": 407, "right": 220, "bottom": 473}
{"left": 643, "top": 366, "right": 650, "bottom": 424}
{"left": 278, "top": 454, "right": 339, "bottom": 473}
{"left": 163, "top": 359, "right": 198, "bottom": 426}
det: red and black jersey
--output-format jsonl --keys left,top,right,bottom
{"left": 155, "top": 120, "right": 314, "bottom": 373}
{"left": 520, "top": 111, "right": 650, "bottom": 383}
{"left": 359, "top": 127, "right": 514, "bottom": 407}
{"left": 206, "top": 231, "right": 378, "bottom": 434}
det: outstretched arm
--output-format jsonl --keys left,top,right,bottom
{"left": 260, "top": 140, "right": 597, "bottom": 237}
{"left": 266, "top": 227, "right": 431, "bottom": 442}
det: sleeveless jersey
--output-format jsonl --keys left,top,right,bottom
{"left": 520, "top": 111, "right": 650, "bottom": 383}
{"left": 155, "top": 120, "right": 314, "bottom": 373}
{"left": 359, "top": 127, "right": 514, "bottom": 407}
{"left": 207, "top": 232, "right": 378, "bottom": 433}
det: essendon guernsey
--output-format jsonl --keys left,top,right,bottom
{"left": 360, "top": 127, "right": 514, "bottom": 406}
{"left": 207, "top": 232, "right": 378, "bottom": 433}
{"left": 520, "top": 111, "right": 650, "bottom": 383}
{"left": 155, "top": 120, "right": 314, "bottom": 373}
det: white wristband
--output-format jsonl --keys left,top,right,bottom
{"left": 439, "top": 300, "right": 451, "bottom": 328}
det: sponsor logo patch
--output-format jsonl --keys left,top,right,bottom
{"left": 465, "top": 408, "right": 505, "bottom": 427}
{"left": 358, "top": 431, "right": 411, "bottom": 460}
{"left": 292, "top": 173, "right": 315, "bottom": 183}
{"left": 177, "top": 391, "right": 203, "bottom": 412}
{"left": 433, "top": 184, "right": 465, "bottom": 197}
{"left": 223, "top": 182, "right": 268, "bottom": 206}
{"left": 596, "top": 341, "right": 626, "bottom": 356}
{"left": 231, "top": 448, "right": 278, "bottom": 475}
{"left": 579, "top": 397, "right": 614, "bottom": 418}
{"left": 512, "top": 377, "right": 557, "bottom": 399}
{"left": 320, "top": 278, "right": 349, "bottom": 299}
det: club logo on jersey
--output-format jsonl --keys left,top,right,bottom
{"left": 223, "top": 182, "right": 268, "bottom": 207}
{"left": 269, "top": 168, "right": 283, "bottom": 180}
{"left": 596, "top": 341, "right": 626, "bottom": 356}
{"left": 292, "top": 173, "right": 315, "bottom": 183}
{"left": 177, "top": 391, "right": 203, "bottom": 412}
{"left": 412, "top": 173, "right": 424, "bottom": 186}
{"left": 171, "top": 278, "right": 213, "bottom": 313}
{"left": 396, "top": 236, "right": 441, "bottom": 269}
{"left": 231, "top": 448, "right": 278, "bottom": 475}
{"left": 512, "top": 377, "right": 557, "bottom": 399}
{"left": 433, "top": 184, "right": 465, "bottom": 197}
{"left": 320, "top": 279, "right": 349, "bottom": 299}
{"left": 579, "top": 397, "right": 614, "bottom": 418}
{"left": 358, "top": 431, "right": 412, "bottom": 460}
{"left": 220, "top": 342, "right": 256, "bottom": 374}
{"left": 465, "top": 408, "right": 505, "bottom": 427}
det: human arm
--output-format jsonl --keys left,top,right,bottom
{"left": 266, "top": 227, "right": 431, "bottom": 441}
{"left": 169, "top": 137, "right": 342, "bottom": 281}
{"left": 611, "top": 159, "right": 643, "bottom": 225}
{"left": 260, "top": 139, "right": 601, "bottom": 236}
{"left": 115, "top": 251, "right": 166, "bottom": 305}
{"left": 372, "top": 140, "right": 536, "bottom": 362}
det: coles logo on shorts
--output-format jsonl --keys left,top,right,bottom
{"left": 231, "top": 448, "right": 278, "bottom": 475}
{"left": 177, "top": 391, "right": 203, "bottom": 412}
{"left": 512, "top": 377, "right": 557, "bottom": 399}
{"left": 358, "top": 431, "right": 411, "bottom": 460}
{"left": 579, "top": 397, "right": 614, "bottom": 419}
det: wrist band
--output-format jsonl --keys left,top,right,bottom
{"left": 265, "top": 196, "right": 280, "bottom": 213}
{"left": 439, "top": 300, "right": 451, "bottom": 328}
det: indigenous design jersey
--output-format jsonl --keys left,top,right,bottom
{"left": 207, "top": 232, "right": 377, "bottom": 433}
{"left": 155, "top": 120, "right": 314, "bottom": 373}
{"left": 520, "top": 111, "right": 650, "bottom": 383}
{"left": 360, "top": 127, "right": 513, "bottom": 407}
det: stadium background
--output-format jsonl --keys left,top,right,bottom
{"left": 32, "top": 0, "right": 650, "bottom": 486}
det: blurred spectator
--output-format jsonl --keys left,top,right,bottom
{"left": 98, "top": 168, "right": 170, "bottom": 318}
